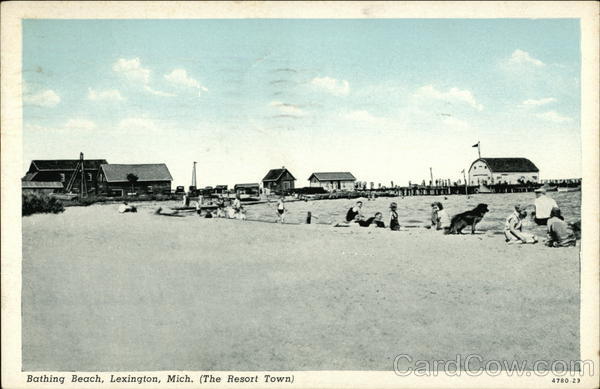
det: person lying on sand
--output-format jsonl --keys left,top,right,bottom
{"left": 118, "top": 202, "right": 137, "bottom": 213}
{"left": 357, "top": 212, "right": 386, "bottom": 228}
{"left": 545, "top": 207, "right": 576, "bottom": 247}
{"left": 334, "top": 214, "right": 362, "bottom": 227}
{"left": 154, "top": 207, "right": 180, "bottom": 216}
{"left": 504, "top": 205, "right": 538, "bottom": 244}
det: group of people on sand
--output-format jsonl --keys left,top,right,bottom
{"left": 337, "top": 187, "right": 577, "bottom": 248}
{"left": 503, "top": 187, "right": 577, "bottom": 247}
{"left": 335, "top": 200, "right": 400, "bottom": 230}
{"left": 121, "top": 185, "right": 578, "bottom": 247}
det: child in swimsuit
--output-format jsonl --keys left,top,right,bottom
{"left": 389, "top": 202, "right": 400, "bottom": 231}
{"left": 277, "top": 197, "right": 286, "bottom": 223}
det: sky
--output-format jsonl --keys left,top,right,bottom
{"left": 22, "top": 19, "right": 582, "bottom": 187}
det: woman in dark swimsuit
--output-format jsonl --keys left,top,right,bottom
{"left": 346, "top": 201, "right": 363, "bottom": 222}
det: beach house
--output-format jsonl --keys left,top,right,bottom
{"left": 262, "top": 167, "right": 296, "bottom": 194}
{"left": 23, "top": 158, "right": 108, "bottom": 193}
{"left": 468, "top": 158, "right": 539, "bottom": 185}
{"left": 97, "top": 163, "right": 173, "bottom": 196}
{"left": 21, "top": 180, "right": 64, "bottom": 195}
{"left": 308, "top": 172, "right": 357, "bottom": 192}
{"left": 234, "top": 183, "right": 260, "bottom": 196}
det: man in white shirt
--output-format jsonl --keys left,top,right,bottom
{"left": 533, "top": 187, "right": 558, "bottom": 225}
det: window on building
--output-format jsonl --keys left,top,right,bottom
{"left": 87, "top": 173, "right": 92, "bottom": 181}
{"left": 532, "top": 176, "right": 537, "bottom": 180}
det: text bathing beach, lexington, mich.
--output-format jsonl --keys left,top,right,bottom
{"left": 20, "top": 19, "right": 581, "bottom": 372}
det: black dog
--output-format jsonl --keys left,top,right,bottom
{"left": 448, "top": 203, "right": 489, "bottom": 234}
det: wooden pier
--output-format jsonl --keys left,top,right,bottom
{"left": 383, "top": 183, "right": 543, "bottom": 197}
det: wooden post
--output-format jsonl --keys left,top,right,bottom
{"left": 79, "top": 152, "right": 87, "bottom": 199}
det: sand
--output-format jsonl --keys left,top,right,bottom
{"left": 22, "top": 203, "right": 580, "bottom": 371}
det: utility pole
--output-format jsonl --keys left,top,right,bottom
{"left": 429, "top": 167, "right": 434, "bottom": 187}
{"left": 191, "top": 161, "right": 197, "bottom": 188}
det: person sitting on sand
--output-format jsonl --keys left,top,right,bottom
{"left": 433, "top": 202, "right": 451, "bottom": 232}
{"left": 545, "top": 207, "right": 576, "bottom": 247}
{"left": 118, "top": 202, "right": 137, "bottom": 213}
{"left": 430, "top": 202, "right": 439, "bottom": 228}
{"left": 226, "top": 206, "right": 237, "bottom": 219}
{"left": 389, "top": 202, "right": 400, "bottom": 231}
{"left": 346, "top": 201, "right": 363, "bottom": 222}
{"left": 533, "top": 187, "right": 558, "bottom": 225}
{"left": 215, "top": 197, "right": 226, "bottom": 218}
{"left": 504, "top": 205, "right": 538, "bottom": 244}
{"left": 276, "top": 197, "right": 286, "bottom": 223}
{"left": 232, "top": 194, "right": 242, "bottom": 212}
{"left": 358, "top": 212, "right": 386, "bottom": 228}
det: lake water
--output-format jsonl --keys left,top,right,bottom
{"left": 244, "top": 192, "right": 581, "bottom": 232}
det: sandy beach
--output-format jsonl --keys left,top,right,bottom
{"left": 22, "top": 201, "right": 580, "bottom": 371}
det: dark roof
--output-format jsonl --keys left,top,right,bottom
{"left": 100, "top": 164, "right": 173, "bottom": 183}
{"left": 234, "top": 183, "right": 260, "bottom": 189}
{"left": 309, "top": 172, "right": 356, "bottom": 181}
{"left": 215, "top": 185, "right": 228, "bottom": 189}
{"left": 474, "top": 158, "right": 539, "bottom": 173}
{"left": 22, "top": 172, "right": 38, "bottom": 181}
{"left": 262, "top": 168, "right": 296, "bottom": 182}
{"left": 30, "top": 159, "right": 108, "bottom": 172}
{"left": 22, "top": 181, "right": 64, "bottom": 189}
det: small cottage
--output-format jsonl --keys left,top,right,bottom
{"left": 234, "top": 183, "right": 260, "bottom": 196}
{"left": 469, "top": 158, "right": 539, "bottom": 185}
{"left": 262, "top": 167, "right": 296, "bottom": 194}
{"left": 97, "top": 163, "right": 173, "bottom": 196}
{"left": 308, "top": 172, "right": 357, "bottom": 192}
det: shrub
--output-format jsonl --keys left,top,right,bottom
{"left": 22, "top": 192, "right": 65, "bottom": 216}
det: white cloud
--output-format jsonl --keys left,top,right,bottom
{"left": 521, "top": 97, "right": 556, "bottom": 107}
{"left": 143, "top": 86, "right": 176, "bottom": 97}
{"left": 112, "top": 58, "right": 150, "bottom": 84}
{"left": 87, "top": 88, "right": 124, "bottom": 101}
{"left": 65, "top": 119, "right": 96, "bottom": 131}
{"left": 164, "top": 69, "right": 208, "bottom": 96}
{"left": 113, "top": 57, "right": 174, "bottom": 97}
{"left": 118, "top": 117, "right": 158, "bottom": 131}
{"left": 311, "top": 76, "right": 350, "bottom": 96}
{"left": 536, "top": 111, "right": 572, "bottom": 123}
{"left": 269, "top": 101, "right": 304, "bottom": 116}
{"left": 508, "top": 49, "right": 545, "bottom": 67}
{"left": 414, "top": 85, "right": 483, "bottom": 111}
{"left": 23, "top": 89, "right": 61, "bottom": 107}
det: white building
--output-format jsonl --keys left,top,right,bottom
{"left": 308, "top": 172, "right": 357, "bottom": 191}
{"left": 469, "top": 158, "right": 539, "bottom": 185}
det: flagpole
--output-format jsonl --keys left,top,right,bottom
{"left": 478, "top": 142, "right": 481, "bottom": 159}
